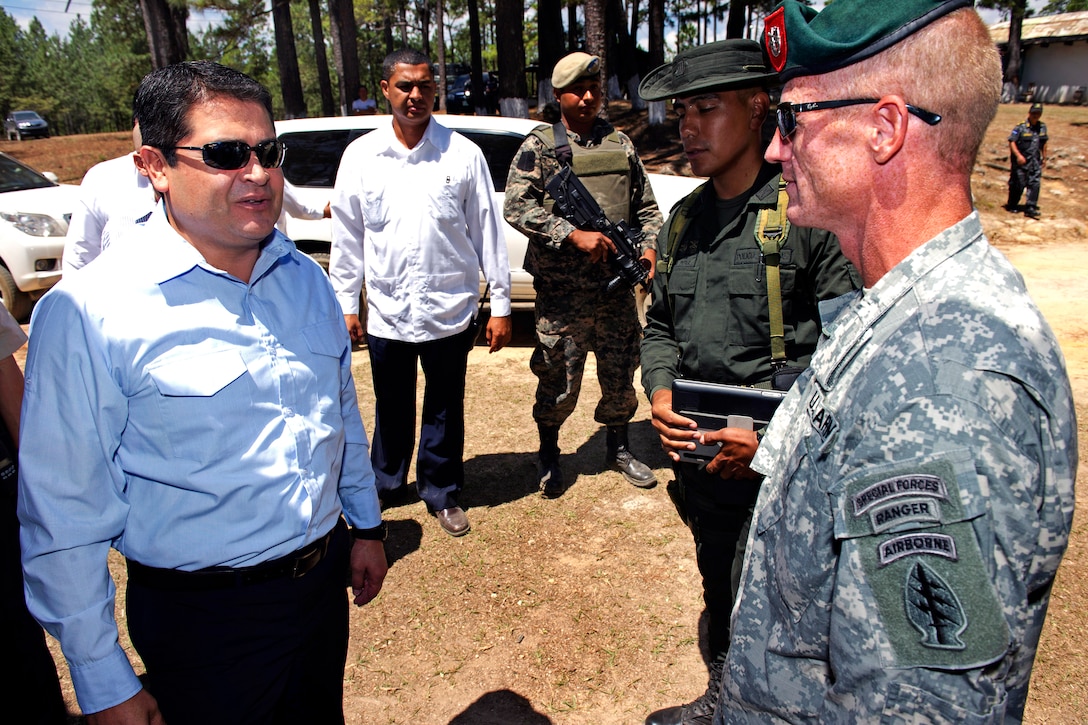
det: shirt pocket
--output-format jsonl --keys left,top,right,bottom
{"left": 427, "top": 179, "right": 463, "bottom": 222}
{"left": 666, "top": 264, "right": 699, "bottom": 338}
{"left": 362, "top": 187, "right": 388, "bottom": 231}
{"left": 300, "top": 320, "right": 348, "bottom": 414}
{"left": 148, "top": 347, "right": 250, "bottom": 462}
{"left": 727, "top": 260, "right": 798, "bottom": 347}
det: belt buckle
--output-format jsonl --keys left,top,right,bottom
{"left": 290, "top": 529, "right": 331, "bottom": 578}
{"left": 291, "top": 548, "right": 316, "bottom": 578}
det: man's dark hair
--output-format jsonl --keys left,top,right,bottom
{"left": 381, "top": 49, "right": 433, "bottom": 81}
{"left": 134, "top": 60, "right": 274, "bottom": 166}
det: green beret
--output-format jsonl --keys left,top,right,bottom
{"left": 552, "top": 52, "right": 600, "bottom": 90}
{"left": 639, "top": 39, "right": 778, "bottom": 102}
{"left": 763, "top": 0, "right": 973, "bottom": 82}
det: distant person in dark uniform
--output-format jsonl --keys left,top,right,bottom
{"left": 1005, "top": 101, "right": 1048, "bottom": 219}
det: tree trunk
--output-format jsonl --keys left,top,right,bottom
{"left": 328, "top": 0, "right": 359, "bottom": 116}
{"left": 538, "top": 0, "right": 564, "bottom": 109}
{"left": 608, "top": 0, "right": 641, "bottom": 106}
{"left": 567, "top": 3, "right": 578, "bottom": 52}
{"left": 584, "top": 0, "right": 607, "bottom": 111}
{"left": 726, "top": 0, "right": 746, "bottom": 39}
{"left": 272, "top": 0, "right": 307, "bottom": 119}
{"left": 436, "top": 0, "right": 447, "bottom": 112}
{"left": 418, "top": 0, "right": 431, "bottom": 58}
{"left": 495, "top": 0, "right": 528, "bottom": 117}
{"left": 647, "top": 0, "right": 666, "bottom": 124}
{"left": 1004, "top": 0, "right": 1027, "bottom": 102}
{"left": 138, "top": 0, "right": 188, "bottom": 69}
{"left": 308, "top": 0, "right": 336, "bottom": 116}
{"left": 467, "top": 0, "right": 486, "bottom": 115}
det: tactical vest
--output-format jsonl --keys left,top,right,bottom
{"left": 531, "top": 122, "right": 632, "bottom": 223}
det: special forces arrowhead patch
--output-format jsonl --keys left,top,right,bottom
{"left": 905, "top": 561, "right": 966, "bottom": 650}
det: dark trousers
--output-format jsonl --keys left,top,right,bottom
{"left": 367, "top": 327, "right": 472, "bottom": 512}
{"left": 3, "top": 489, "right": 68, "bottom": 725}
{"left": 1007, "top": 159, "right": 1042, "bottom": 210}
{"left": 126, "top": 523, "right": 351, "bottom": 725}
{"left": 671, "top": 464, "right": 761, "bottom": 663}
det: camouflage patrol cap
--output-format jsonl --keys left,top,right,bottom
{"left": 1030, "top": 102, "right": 1044, "bottom": 114}
{"left": 762, "top": 0, "right": 973, "bottom": 83}
{"left": 638, "top": 39, "right": 778, "bottom": 102}
{"left": 552, "top": 52, "right": 600, "bottom": 90}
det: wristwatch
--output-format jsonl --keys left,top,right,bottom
{"left": 350, "top": 522, "right": 388, "bottom": 541}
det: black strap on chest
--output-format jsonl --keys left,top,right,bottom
{"left": 552, "top": 122, "right": 573, "bottom": 167}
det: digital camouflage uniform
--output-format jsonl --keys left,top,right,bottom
{"left": 504, "top": 118, "right": 662, "bottom": 429}
{"left": 1006, "top": 117, "right": 1048, "bottom": 215}
{"left": 717, "top": 213, "right": 1077, "bottom": 723}
{"left": 641, "top": 162, "right": 858, "bottom": 671}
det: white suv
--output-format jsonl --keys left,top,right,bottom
{"left": 275, "top": 114, "right": 700, "bottom": 308}
{"left": 0, "top": 152, "right": 76, "bottom": 321}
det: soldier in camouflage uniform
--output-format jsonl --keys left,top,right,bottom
{"left": 713, "top": 2, "right": 1078, "bottom": 722}
{"left": 504, "top": 52, "right": 663, "bottom": 497}
{"left": 637, "top": 40, "right": 858, "bottom": 725}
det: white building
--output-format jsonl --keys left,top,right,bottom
{"left": 989, "top": 10, "right": 1088, "bottom": 105}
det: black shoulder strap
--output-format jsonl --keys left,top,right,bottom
{"left": 552, "top": 121, "right": 572, "bottom": 167}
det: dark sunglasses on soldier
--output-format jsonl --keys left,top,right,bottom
{"left": 775, "top": 99, "right": 942, "bottom": 140}
{"left": 168, "top": 139, "right": 286, "bottom": 170}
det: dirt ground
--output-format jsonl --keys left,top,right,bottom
{"left": 3, "top": 102, "right": 1087, "bottom": 723}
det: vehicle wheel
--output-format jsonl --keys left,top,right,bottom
{"left": 0, "top": 266, "right": 33, "bottom": 322}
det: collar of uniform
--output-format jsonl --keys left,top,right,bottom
{"left": 746, "top": 163, "right": 787, "bottom": 211}
{"left": 567, "top": 117, "right": 616, "bottom": 147}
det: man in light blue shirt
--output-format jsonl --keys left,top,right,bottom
{"left": 18, "top": 61, "right": 387, "bottom": 724}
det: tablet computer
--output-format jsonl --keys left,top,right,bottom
{"left": 671, "top": 379, "right": 787, "bottom": 463}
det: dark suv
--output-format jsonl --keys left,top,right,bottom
{"left": 4, "top": 111, "right": 50, "bottom": 141}
{"left": 445, "top": 73, "right": 499, "bottom": 115}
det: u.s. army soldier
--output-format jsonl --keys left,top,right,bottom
{"left": 716, "top": 1, "right": 1078, "bottom": 722}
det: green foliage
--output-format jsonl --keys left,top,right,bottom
{"left": 1041, "top": 0, "right": 1088, "bottom": 11}
{"left": 0, "top": 2, "right": 152, "bottom": 136}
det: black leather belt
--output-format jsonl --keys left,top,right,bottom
{"left": 126, "top": 525, "right": 336, "bottom": 591}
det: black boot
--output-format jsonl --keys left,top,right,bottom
{"left": 537, "top": 424, "right": 564, "bottom": 498}
{"left": 606, "top": 424, "right": 656, "bottom": 488}
{"left": 644, "top": 658, "right": 724, "bottom": 725}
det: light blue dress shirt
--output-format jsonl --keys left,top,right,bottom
{"left": 17, "top": 206, "right": 381, "bottom": 715}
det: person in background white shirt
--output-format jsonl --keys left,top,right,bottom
{"left": 276, "top": 181, "right": 330, "bottom": 235}
{"left": 331, "top": 48, "right": 512, "bottom": 538}
{"left": 351, "top": 84, "right": 378, "bottom": 115}
{"left": 62, "top": 121, "right": 156, "bottom": 271}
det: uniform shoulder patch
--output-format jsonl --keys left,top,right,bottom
{"left": 517, "top": 149, "right": 536, "bottom": 172}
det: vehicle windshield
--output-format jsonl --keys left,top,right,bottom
{"left": 0, "top": 154, "right": 56, "bottom": 193}
{"left": 12, "top": 112, "right": 42, "bottom": 122}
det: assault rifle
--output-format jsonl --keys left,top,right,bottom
{"left": 545, "top": 166, "right": 650, "bottom": 293}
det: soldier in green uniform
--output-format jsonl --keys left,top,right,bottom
{"left": 637, "top": 40, "right": 859, "bottom": 725}
{"left": 1005, "top": 101, "right": 1048, "bottom": 218}
{"left": 504, "top": 52, "right": 663, "bottom": 497}
{"left": 711, "top": 2, "right": 1077, "bottom": 722}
